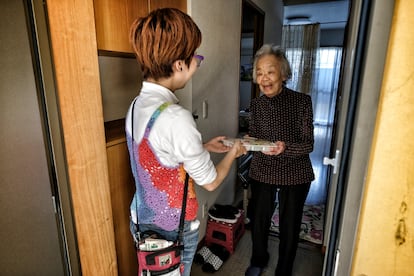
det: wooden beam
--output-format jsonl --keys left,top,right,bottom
{"left": 45, "top": 1, "right": 118, "bottom": 274}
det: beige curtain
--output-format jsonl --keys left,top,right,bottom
{"left": 282, "top": 23, "right": 320, "bottom": 95}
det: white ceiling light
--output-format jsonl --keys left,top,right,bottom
{"left": 285, "top": 16, "right": 313, "bottom": 25}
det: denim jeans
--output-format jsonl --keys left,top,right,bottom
{"left": 131, "top": 220, "right": 199, "bottom": 276}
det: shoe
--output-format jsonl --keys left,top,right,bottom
{"left": 201, "top": 244, "right": 229, "bottom": 273}
{"left": 214, "top": 204, "right": 242, "bottom": 218}
{"left": 194, "top": 246, "right": 213, "bottom": 265}
{"left": 209, "top": 244, "right": 230, "bottom": 262}
{"left": 245, "top": 266, "right": 263, "bottom": 276}
{"left": 201, "top": 253, "right": 224, "bottom": 273}
{"left": 208, "top": 210, "right": 237, "bottom": 223}
{"left": 208, "top": 205, "right": 238, "bottom": 223}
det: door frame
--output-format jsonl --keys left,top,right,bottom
{"left": 323, "top": 0, "right": 395, "bottom": 275}
{"left": 241, "top": 0, "right": 264, "bottom": 100}
{"left": 29, "top": 0, "right": 81, "bottom": 274}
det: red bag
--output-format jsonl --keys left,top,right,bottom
{"left": 137, "top": 240, "right": 183, "bottom": 276}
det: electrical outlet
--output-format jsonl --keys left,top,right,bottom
{"left": 202, "top": 202, "right": 208, "bottom": 218}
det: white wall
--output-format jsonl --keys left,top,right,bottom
{"left": 253, "top": 0, "right": 284, "bottom": 44}
{"left": 188, "top": 0, "right": 284, "bottom": 238}
{"left": 0, "top": 1, "right": 67, "bottom": 273}
{"left": 188, "top": 0, "right": 243, "bottom": 237}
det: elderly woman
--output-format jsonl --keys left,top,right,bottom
{"left": 126, "top": 8, "right": 246, "bottom": 276}
{"left": 245, "top": 44, "right": 315, "bottom": 276}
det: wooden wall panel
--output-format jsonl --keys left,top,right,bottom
{"left": 106, "top": 138, "right": 137, "bottom": 275}
{"left": 351, "top": 0, "right": 414, "bottom": 275}
{"left": 45, "top": 1, "right": 118, "bottom": 275}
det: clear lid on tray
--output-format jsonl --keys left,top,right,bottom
{"left": 222, "top": 137, "right": 276, "bottom": 151}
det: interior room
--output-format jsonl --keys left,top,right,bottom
{"left": 193, "top": 1, "right": 351, "bottom": 275}
{"left": 2, "top": 0, "right": 412, "bottom": 275}
{"left": 238, "top": 0, "right": 349, "bottom": 245}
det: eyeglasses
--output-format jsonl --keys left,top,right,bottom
{"left": 194, "top": 54, "right": 204, "bottom": 67}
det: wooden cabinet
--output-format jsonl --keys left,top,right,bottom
{"left": 94, "top": 0, "right": 187, "bottom": 54}
{"left": 94, "top": 0, "right": 148, "bottom": 53}
{"left": 105, "top": 120, "right": 137, "bottom": 275}
{"left": 149, "top": 0, "right": 186, "bottom": 12}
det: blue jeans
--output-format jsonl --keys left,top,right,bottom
{"left": 131, "top": 220, "right": 199, "bottom": 276}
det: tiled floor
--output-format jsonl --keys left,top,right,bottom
{"left": 191, "top": 230, "right": 324, "bottom": 276}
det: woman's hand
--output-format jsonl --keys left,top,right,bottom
{"left": 262, "top": 141, "right": 285, "bottom": 156}
{"left": 202, "top": 139, "right": 248, "bottom": 192}
{"left": 204, "top": 136, "right": 230, "bottom": 153}
{"left": 230, "top": 139, "right": 247, "bottom": 158}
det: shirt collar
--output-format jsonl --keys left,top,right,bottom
{"left": 141, "top": 81, "right": 179, "bottom": 104}
{"left": 264, "top": 86, "right": 287, "bottom": 101}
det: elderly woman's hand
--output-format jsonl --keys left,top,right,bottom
{"left": 262, "top": 141, "right": 285, "bottom": 156}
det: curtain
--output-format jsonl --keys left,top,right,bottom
{"left": 282, "top": 24, "right": 320, "bottom": 95}
{"left": 282, "top": 24, "right": 342, "bottom": 205}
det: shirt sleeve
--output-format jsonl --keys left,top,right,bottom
{"left": 283, "top": 94, "right": 314, "bottom": 157}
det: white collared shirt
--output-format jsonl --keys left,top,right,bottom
{"left": 125, "top": 81, "right": 216, "bottom": 186}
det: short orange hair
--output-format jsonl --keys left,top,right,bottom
{"left": 130, "top": 8, "right": 202, "bottom": 80}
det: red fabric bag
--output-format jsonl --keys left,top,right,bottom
{"left": 137, "top": 240, "right": 183, "bottom": 275}
{"left": 134, "top": 172, "right": 188, "bottom": 276}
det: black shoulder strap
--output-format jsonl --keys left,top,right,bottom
{"left": 179, "top": 173, "right": 190, "bottom": 243}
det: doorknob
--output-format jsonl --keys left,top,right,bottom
{"left": 323, "top": 149, "right": 341, "bottom": 174}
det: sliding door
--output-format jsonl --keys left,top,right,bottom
{"left": 323, "top": 1, "right": 395, "bottom": 275}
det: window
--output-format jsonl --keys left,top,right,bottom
{"left": 286, "top": 47, "right": 343, "bottom": 204}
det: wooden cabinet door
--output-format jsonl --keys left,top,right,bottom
{"left": 149, "top": 0, "right": 186, "bottom": 12}
{"left": 94, "top": 0, "right": 148, "bottom": 53}
{"left": 106, "top": 140, "right": 137, "bottom": 275}
{"left": 94, "top": 0, "right": 187, "bottom": 53}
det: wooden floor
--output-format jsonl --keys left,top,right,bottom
{"left": 191, "top": 229, "right": 324, "bottom": 276}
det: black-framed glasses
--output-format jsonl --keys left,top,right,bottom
{"left": 194, "top": 54, "right": 204, "bottom": 67}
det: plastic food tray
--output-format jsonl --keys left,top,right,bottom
{"left": 222, "top": 137, "right": 277, "bottom": 151}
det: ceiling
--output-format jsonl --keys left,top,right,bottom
{"left": 284, "top": 0, "right": 341, "bottom": 5}
{"left": 283, "top": 0, "right": 350, "bottom": 30}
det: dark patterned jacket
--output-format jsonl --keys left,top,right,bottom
{"left": 248, "top": 87, "right": 315, "bottom": 185}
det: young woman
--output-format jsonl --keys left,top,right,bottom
{"left": 126, "top": 8, "right": 246, "bottom": 276}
